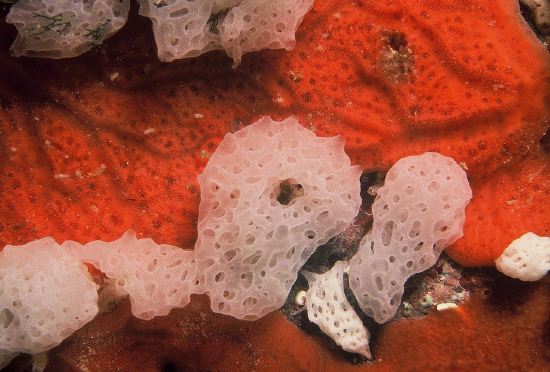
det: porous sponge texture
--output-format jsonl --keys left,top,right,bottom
{"left": 7, "top": 0, "right": 130, "bottom": 58}
{"left": 495, "top": 232, "right": 550, "bottom": 281}
{"left": 221, "top": 0, "right": 314, "bottom": 65}
{"left": 137, "top": 0, "right": 314, "bottom": 65}
{"left": 302, "top": 261, "right": 371, "bottom": 359}
{"left": 350, "top": 152, "right": 472, "bottom": 323}
{"left": 195, "top": 116, "right": 362, "bottom": 320}
{"left": 136, "top": 0, "right": 220, "bottom": 62}
{"left": 70, "top": 230, "right": 196, "bottom": 320}
{"left": 0, "top": 238, "right": 98, "bottom": 355}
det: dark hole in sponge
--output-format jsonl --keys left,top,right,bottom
{"left": 162, "top": 361, "right": 177, "bottom": 372}
{"left": 277, "top": 180, "right": 304, "bottom": 205}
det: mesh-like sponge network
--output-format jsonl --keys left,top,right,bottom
{"left": 69, "top": 230, "right": 196, "bottom": 320}
{"left": 137, "top": 0, "right": 314, "bottom": 66}
{"left": 302, "top": 261, "right": 372, "bottom": 359}
{"left": 0, "top": 238, "right": 98, "bottom": 357}
{"left": 495, "top": 232, "right": 550, "bottom": 281}
{"left": 194, "top": 116, "right": 362, "bottom": 320}
{"left": 349, "top": 152, "right": 472, "bottom": 323}
{"left": 7, "top": 0, "right": 130, "bottom": 58}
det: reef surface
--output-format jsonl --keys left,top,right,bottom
{"left": 1, "top": 0, "right": 550, "bottom": 371}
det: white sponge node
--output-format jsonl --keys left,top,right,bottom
{"left": 495, "top": 232, "right": 550, "bottom": 281}
{"left": 137, "top": 0, "right": 314, "bottom": 66}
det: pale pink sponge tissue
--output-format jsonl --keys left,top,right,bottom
{"left": 349, "top": 152, "right": 472, "bottom": 324}
{"left": 0, "top": 115, "right": 482, "bottom": 367}
{"left": 6, "top": 0, "right": 314, "bottom": 66}
{"left": 66, "top": 231, "right": 197, "bottom": 321}
{"left": 0, "top": 238, "right": 99, "bottom": 368}
{"left": 193, "top": 116, "right": 363, "bottom": 320}
{"left": 301, "top": 261, "right": 372, "bottom": 359}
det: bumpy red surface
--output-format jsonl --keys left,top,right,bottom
{"left": 1, "top": 0, "right": 550, "bottom": 370}
{"left": 6, "top": 277, "right": 550, "bottom": 372}
{"left": 1, "top": 0, "right": 549, "bottom": 264}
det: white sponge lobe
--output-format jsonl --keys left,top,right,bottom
{"left": 194, "top": 116, "right": 362, "bottom": 320}
{"left": 495, "top": 232, "right": 550, "bottom": 281}
{"left": 70, "top": 231, "right": 196, "bottom": 320}
{"left": 0, "top": 238, "right": 98, "bottom": 355}
{"left": 7, "top": 0, "right": 130, "bottom": 58}
{"left": 137, "top": 0, "right": 314, "bottom": 65}
{"left": 220, "top": 0, "right": 315, "bottom": 66}
{"left": 302, "top": 261, "right": 372, "bottom": 359}
{"left": 350, "top": 152, "right": 472, "bottom": 323}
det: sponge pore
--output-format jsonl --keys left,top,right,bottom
{"left": 349, "top": 152, "right": 472, "bottom": 323}
{"left": 194, "top": 116, "right": 362, "bottom": 320}
{"left": 0, "top": 238, "right": 98, "bottom": 355}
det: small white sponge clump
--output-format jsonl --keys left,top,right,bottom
{"left": 69, "top": 231, "right": 196, "bottom": 320}
{"left": 350, "top": 152, "right": 472, "bottom": 323}
{"left": 7, "top": 0, "right": 130, "bottom": 58}
{"left": 195, "top": 116, "right": 362, "bottom": 320}
{"left": 137, "top": 0, "right": 314, "bottom": 66}
{"left": 495, "top": 232, "right": 550, "bottom": 281}
{"left": 302, "top": 261, "right": 372, "bottom": 359}
{"left": 0, "top": 238, "right": 98, "bottom": 357}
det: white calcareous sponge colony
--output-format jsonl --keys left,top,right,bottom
{"left": 68, "top": 230, "right": 196, "bottom": 320}
{"left": 194, "top": 116, "right": 362, "bottom": 320}
{"left": 0, "top": 238, "right": 98, "bottom": 363}
{"left": 6, "top": 0, "right": 130, "bottom": 58}
{"left": 495, "top": 232, "right": 550, "bottom": 281}
{"left": 137, "top": 0, "right": 314, "bottom": 65}
{"left": 349, "top": 152, "right": 472, "bottom": 323}
{"left": 6, "top": 0, "right": 314, "bottom": 64}
{"left": 302, "top": 261, "right": 372, "bottom": 359}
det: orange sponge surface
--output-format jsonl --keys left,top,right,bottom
{"left": 1, "top": 0, "right": 550, "bottom": 370}
{"left": 1, "top": 0, "right": 549, "bottom": 267}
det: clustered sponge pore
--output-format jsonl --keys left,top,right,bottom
{"left": 66, "top": 231, "right": 197, "bottom": 320}
{"left": 0, "top": 116, "right": 482, "bottom": 365}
